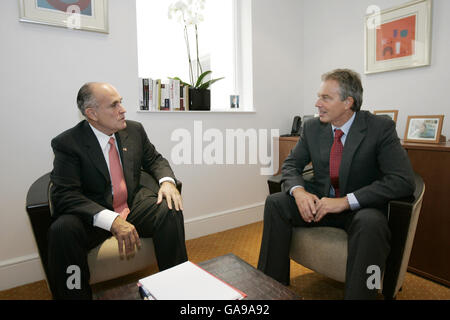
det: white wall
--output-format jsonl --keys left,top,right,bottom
{"left": 302, "top": 0, "right": 450, "bottom": 138}
{"left": 0, "top": 0, "right": 304, "bottom": 290}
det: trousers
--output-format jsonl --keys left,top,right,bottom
{"left": 47, "top": 186, "right": 188, "bottom": 299}
{"left": 257, "top": 191, "right": 391, "bottom": 299}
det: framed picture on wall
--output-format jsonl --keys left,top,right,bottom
{"left": 404, "top": 115, "right": 444, "bottom": 144}
{"left": 373, "top": 109, "right": 399, "bottom": 123}
{"left": 19, "top": 0, "right": 109, "bottom": 34}
{"left": 364, "top": 0, "right": 432, "bottom": 74}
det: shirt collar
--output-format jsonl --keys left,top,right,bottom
{"left": 332, "top": 112, "right": 356, "bottom": 136}
{"left": 88, "top": 123, "right": 114, "bottom": 151}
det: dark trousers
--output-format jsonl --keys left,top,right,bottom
{"left": 257, "top": 192, "right": 391, "bottom": 300}
{"left": 47, "top": 187, "right": 188, "bottom": 300}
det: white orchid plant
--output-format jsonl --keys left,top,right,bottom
{"left": 168, "top": 0, "right": 223, "bottom": 89}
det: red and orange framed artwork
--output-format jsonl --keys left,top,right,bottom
{"left": 19, "top": 0, "right": 109, "bottom": 33}
{"left": 365, "top": 0, "right": 432, "bottom": 74}
{"left": 376, "top": 15, "right": 416, "bottom": 61}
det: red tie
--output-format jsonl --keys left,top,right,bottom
{"left": 108, "top": 137, "right": 129, "bottom": 219}
{"left": 329, "top": 129, "right": 344, "bottom": 198}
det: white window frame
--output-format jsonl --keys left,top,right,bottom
{"left": 135, "top": 0, "right": 253, "bottom": 112}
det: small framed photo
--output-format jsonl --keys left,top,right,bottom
{"left": 230, "top": 95, "right": 239, "bottom": 109}
{"left": 364, "top": 0, "right": 432, "bottom": 74}
{"left": 19, "top": 0, "right": 109, "bottom": 34}
{"left": 373, "top": 109, "right": 399, "bottom": 123}
{"left": 404, "top": 115, "right": 445, "bottom": 144}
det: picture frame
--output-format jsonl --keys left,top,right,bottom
{"left": 373, "top": 109, "right": 399, "bottom": 123}
{"left": 230, "top": 95, "right": 239, "bottom": 109}
{"left": 364, "top": 0, "right": 432, "bottom": 74}
{"left": 19, "top": 0, "right": 109, "bottom": 34}
{"left": 404, "top": 115, "right": 444, "bottom": 144}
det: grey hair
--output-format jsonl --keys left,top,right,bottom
{"left": 76, "top": 82, "right": 98, "bottom": 116}
{"left": 321, "top": 69, "right": 363, "bottom": 112}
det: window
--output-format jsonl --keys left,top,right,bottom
{"left": 136, "top": 0, "right": 253, "bottom": 111}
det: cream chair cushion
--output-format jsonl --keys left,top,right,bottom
{"left": 290, "top": 227, "right": 347, "bottom": 283}
{"left": 88, "top": 237, "right": 157, "bottom": 284}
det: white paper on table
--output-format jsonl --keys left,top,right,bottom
{"left": 138, "top": 261, "right": 246, "bottom": 300}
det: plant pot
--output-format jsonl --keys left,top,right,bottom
{"left": 189, "top": 88, "right": 210, "bottom": 111}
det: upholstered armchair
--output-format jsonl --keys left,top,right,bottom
{"left": 267, "top": 170, "right": 425, "bottom": 299}
{"left": 26, "top": 171, "right": 181, "bottom": 297}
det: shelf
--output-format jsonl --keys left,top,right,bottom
{"left": 137, "top": 109, "right": 256, "bottom": 114}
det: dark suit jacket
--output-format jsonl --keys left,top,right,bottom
{"left": 50, "top": 120, "right": 175, "bottom": 224}
{"left": 281, "top": 110, "right": 415, "bottom": 212}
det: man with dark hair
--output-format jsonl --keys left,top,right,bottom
{"left": 48, "top": 82, "right": 188, "bottom": 299}
{"left": 257, "top": 69, "right": 415, "bottom": 299}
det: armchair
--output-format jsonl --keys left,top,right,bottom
{"left": 26, "top": 171, "right": 181, "bottom": 297}
{"left": 267, "top": 170, "right": 425, "bottom": 299}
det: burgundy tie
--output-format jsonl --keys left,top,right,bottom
{"left": 329, "top": 129, "right": 344, "bottom": 198}
{"left": 108, "top": 137, "right": 129, "bottom": 219}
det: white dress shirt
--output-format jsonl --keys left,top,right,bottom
{"left": 88, "top": 124, "right": 175, "bottom": 231}
{"left": 289, "top": 113, "right": 361, "bottom": 211}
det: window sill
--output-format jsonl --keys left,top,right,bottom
{"left": 137, "top": 109, "right": 256, "bottom": 114}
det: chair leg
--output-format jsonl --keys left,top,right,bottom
{"left": 383, "top": 287, "right": 401, "bottom": 300}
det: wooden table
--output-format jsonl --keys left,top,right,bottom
{"left": 275, "top": 136, "right": 300, "bottom": 175}
{"left": 401, "top": 140, "right": 450, "bottom": 286}
{"left": 94, "top": 253, "right": 301, "bottom": 300}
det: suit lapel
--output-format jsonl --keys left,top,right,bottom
{"left": 319, "top": 122, "right": 333, "bottom": 195}
{"left": 82, "top": 121, "right": 111, "bottom": 184}
{"left": 340, "top": 112, "right": 367, "bottom": 194}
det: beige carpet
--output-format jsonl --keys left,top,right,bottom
{"left": 1, "top": 221, "right": 449, "bottom": 300}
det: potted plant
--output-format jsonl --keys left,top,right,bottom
{"left": 168, "top": 0, "right": 224, "bottom": 110}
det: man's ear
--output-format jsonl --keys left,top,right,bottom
{"left": 85, "top": 107, "right": 97, "bottom": 121}
{"left": 345, "top": 97, "right": 354, "bottom": 110}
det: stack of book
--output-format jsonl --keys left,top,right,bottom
{"left": 138, "top": 78, "right": 190, "bottom": 111}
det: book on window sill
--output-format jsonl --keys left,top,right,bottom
{"left": 139, "top": 77, "right": 191, "bottom": 111}
{"left": 137, "top": 261, "right": 247, "bottom": 300}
